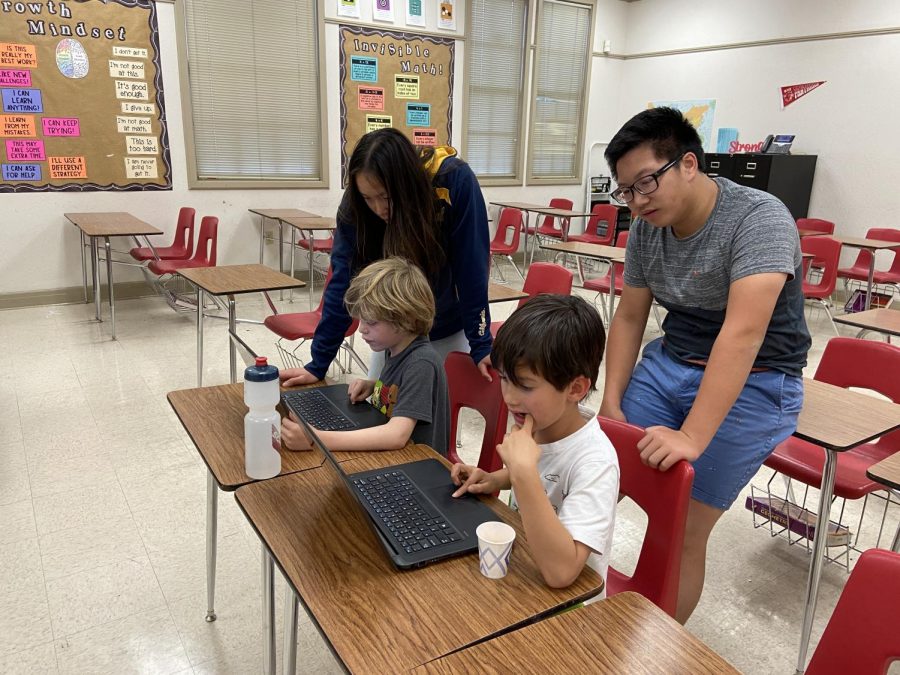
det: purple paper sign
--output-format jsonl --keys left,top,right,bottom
{"left": 5, "top": 139, "right": 45, "bottom": 160}
{"left": 0, "top": 69, "right": 31, "bottom": 86}
{"left": 2, "top": 163, "right": 42, "bottom": 181}
{"left": 42, "top": 117, "right": 80, "bottom": 136}
{"left": 2, "top": 88, "right": 42, "bottom": 113}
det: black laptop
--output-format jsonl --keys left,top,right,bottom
{"left": 281, "top": 384, "right": 390, "bottom": 431}
{"left": 286, "top": 395, "right": 500, "bottom": 570}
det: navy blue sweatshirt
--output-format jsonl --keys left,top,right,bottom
{"left": 305, "top": 153, "right": 492, "bottom": 379}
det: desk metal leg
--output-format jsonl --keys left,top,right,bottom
{"left": 865, "top": 251, "right": 876, "bottom": 311}
{"left": 278, "top": 222, "right": 285, "bottom": 301}
{"left": 259, "top": 217, "right": 266, "bottom": 264}
{"left": 205, "top": 471, "right": 218, "bottom": 622}
{"left": 607, "top": 262, "right": 617, "bottom": 325}
{"left": 80, "top": 230, "right": 88, "bottom": 303}
{"left": 197, "top": 288, "right": 204, "bottom": 387}
{"left": 308, "top": 233, "right": 315, "bottom": 310}
{"left": 283, "top": 587, "right": 299, "bottom": 675}
{"left": 228, "top": 295, "right": 237, "bottom": 384}
{"left": 105, "top": 237, "right": 116, "bottom": 340}
{"left": 262, "top": 548, "right": 276, "bottom": 675}
{"left": 795, "top": 449, "right": 838, "bottom": 673}
{"left": 91, "top": 237, "right": 102, "bottom": 321}
{"left": 289, "top": 233, "right": 296, "bottom": 304}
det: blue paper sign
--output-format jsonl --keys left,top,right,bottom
{"left": 1, "top": 88, "right": 43, "bottom": 113}
{"left": 406, "top": 103, "right": 430, "bottom": 127}
{"left": 716, "top": 128, "right": 738, "bottom": 154}
{"left": 350, "top": 56, "right": 378, "bottom": 83}
{"left": 2, "top": 163, "right": 42, "bottom": 181}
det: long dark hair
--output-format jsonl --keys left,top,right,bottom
{"left": 344, "top": 128, "right": 445, "bottom": 277}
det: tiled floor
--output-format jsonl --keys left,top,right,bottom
{"left": 1, "top": 267, "right": 897, "bottom": 674}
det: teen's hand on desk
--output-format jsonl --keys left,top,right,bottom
{"left": 281, "top": 412, "right": 314, "bottom": 451}
{"left": 280, "top": 367, "right": 319, "bottom": 387}
{"left": 348, "top": 378, "right": 375, "bottom": 403}
{"left": 637, "top": 426, "right": 703, "bottom": 471}
{"left": 497, "top": 415, "right": 541, "bottom": 476}
{"left": 477, "top": 355, "right": 493, "bottom": 383}
{"left": 451, "top": 463, "right": 499, "bottom": 497}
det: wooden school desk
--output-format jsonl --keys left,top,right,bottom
{"left": 487, "top": 282, "right": 528, "bottom": 304}
{"left": 540, "top": 240, "right": 626, "bottom": 320}
{"left": 792, "top": 378, "right": 900, "bottom": 672}
{"left": 833, "top": 235, "right": 900, "bottom": 311}
{"left": 65, "top": 211, "right": 163, "bottom": 340}
{"left": 413, "top": 591, "right": 739, "bottom": 674}
{"left": 176, "top": 264, "right": 304, "bottom": 386}
{"left": 248, "top": 207, "right": 321, "bottom": 275}
{"left": 833, "top": 308, "right": 900, "bottom": 340}
{"left": 865, "top": 453, "right": 900, "bottom": 552}
{"left": 280, "top": 216, "right": 337, "bottom": 308}
{"left": 167, "top": 381, "right": 327, "bottom": 625}
{"left": 235, "top": 444, "right": 604, "bottom": 675}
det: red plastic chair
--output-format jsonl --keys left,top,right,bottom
{"left": 837, "top": 227, "right": 900, "bottom": 291}
{"left": 806, "top": 548, "right": 900, "bottom": 675}
{"left": 296, "top": 235, "right": 334, "bottom": 254}
{"left": 130, "top": 207, "right": 195, "bottom": 261}
{"left": 568, "top": 203, "right": 618, "bottom": 246}
{"left": 800, "top": 236, "right": 841, "bottom": 334}
{"left": 583, "top": 231, "right": 628, "bottom": 322}
{"left": 796, "top": 218, "right": 835, "bottom": 236}
{"left": 598, "top": 417, "right": 694, "bottom": 617}
{"left": 489, "top": 262, "right": 573, "bottom": 337}
{"left": 264, "top": 267, "right": 365, "bottom": 373}
{"left": 489, "top": 208, "right": 525, "bottom": 282}
{"left": 445, "top": 352, "right": 508, "bottom": 488}
{"left": 765, "top": 337, "right": 900, "bottom": 502}
{"left": 148, "top": 216, "right": 218, "bottom": 275}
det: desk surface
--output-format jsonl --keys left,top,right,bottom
{"left": 541, "top": 240, "right": 626, "bottom": 261}
{"left": 529, "top": 207, "right": 591, "bottom": 218}
{"left": 488, "top": 200, "right": 544, "bottom": 210}
{"left": 280, "top": 216, "right": 336, "bottom": 230}
{"left": 834, "top": 235, "right": 900, "bottom": 250}
{"left": 167, "top": 382, "right": 325, "bottom": 491}
{"left": 248, "top": 208, "right": 320, "bottom": 220}
{"left": 488, "top": 283, "right": 528, "bottom": 303}
{"left": 413, "top": 591, "right": 739, "bottom": 674}
{"left": 833, "top": 308, "right": 900, "bottom": 337}
{"left": 796, "top": 378, "right": 900, "bottom": 451}
{"left": 798, "top": 229, "right": 828, "bottom": 238}
{"left": 235, "top": 444, "right": 603, "bottom": 674}
{"left": 176, "top": 263, "right": 305, "bottom": 295}
{"left": 64, "top": 212, "right": 163, "bottom": 237}
{"left": 867, "top": 452, "right": 900, "bottom": 491}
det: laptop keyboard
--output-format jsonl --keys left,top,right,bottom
{"left": 353, "top": 470, "right": 462, "bottom": 555}
{"left": 282, "top": 389, "right": 356, "bottom": 431}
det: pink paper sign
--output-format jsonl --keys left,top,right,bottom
{"left": 5, "top": 138, "right": 44, "bottom": 160}
{"left": 42, "top": 117, "right": 80, "bottom": 136}
{"left": 358, "top": 86, "right": 385, "bottom": 111}
{"left": 0, "top": 69, "right": 31, "bottom": 86}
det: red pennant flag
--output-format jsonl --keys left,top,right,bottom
{"left": 781, "top": 81, "right": 825, "bottom": 108}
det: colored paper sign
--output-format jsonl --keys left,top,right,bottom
{"left": 115, "top": 80, "right": 149, "bottom": 100}
{"left": 350, "top": 56, "right": 378, "bottom": 83}
{"left": 394, "top": 74, "right": 419, "bottom": 99}
{"left": 48, "top": 156, "right": 87, "bottom": 179}
{"left": 124, "top": 156, "right": 158, "bottom": 179}
{"left": 337, "top": 0, "right": 360, "bottom": 18}
{"left": 438, "top": 0, "right": 455, "bottom": 30}
{"left": 0, "top": 43, "right": 37, "bottom": 68}
{"left": 2, "top": 163, "right": 41, "bottom": 181}
{"left": 108, "top": 59, "right": 145, "bottom": 79}
{"left": 125, "top": 135, "right": 159, "bottom": 154}
{"left": 0, "top": 115, "right": 36, "bottom": 137}
{"left": 0, "top": 69, "right": 31, "bottom": 86}
{"left": 373, "top": 0, "right": 394, "bottom": 22}
{"left": 116, "top": 116, "right": 153, "bottom": 134}
{"left": 42, "top": 117, "right": 80, "bottom": 136}
{"left": 1, "top": 88, "right": 42, "bottom": 113}
{"left": 365, "top": 114, "right": 392, "bottom": 133}
{"left": 113, "top": 46, "right": 148, "bottom": 59}
{"left": 406, "top": 102, "right": 431, "bottom": 126}
{"left": 5, "top": 139, "right": 45, "bottom": 160}
{"left": 121, "top": 102, "right": 155, "bottom": 115}
{"left": 55, "top": 39, "right": 89, "bottom": 79}
{"left": 413, "top": 128, "right": 437, "bottom": 146}
{"left": 406, "top": 0, "right": 425, "bottom": 26}
{"left": 358, "top": 86, "right": 385, "bottom": 111}
{"left": 716, "top": 128, "right": 738, "bottom": 154}
{"left": 781, "top": 81, "right": 825, "bottom": 109}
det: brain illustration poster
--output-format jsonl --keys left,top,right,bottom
{"left": 339, "top": 24, "right": 453, "bottom": 184}
{"left": 0, "top": 0, "right": 171, "bottom": 192}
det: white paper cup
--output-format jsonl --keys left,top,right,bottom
{"left": 476, "top": 521, "right": 516, "bottom": 579}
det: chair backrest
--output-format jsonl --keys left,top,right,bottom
{"left": 796, "top": 218, "right": 835, "bottom": 235}
{"left": 192, "top": 216, "right": 218, "bottom": 266}
{"left": 491, "top": 208, "right": 522, "bottom": 252}
{"left": 519, "top": 262, "right": 573, "bottom": 308}
{"left": 807, "top": 548, "right": 900, "bottom": 675}
{"left": 845, "top": 227, "right": 900, "bottom": 272}
{"left": 583, "top": 204, "right": 618, "bottom": 244}
{"left": 175, "top": 207, "right": 196, "bottom": 257}
{"left": 800, "top": 236, "right": 841, "bottom": 296}
{"left": 814, "top": 337, "right": 900, "bottom": 455}
{"left": 445, "top": 352, "right": 508, "bottom": 480}
{"left": 539, "top": 197, "right": 574, "bottom": 235}
{"left": 598, "top": 417, "right": 694, "bottom": 617}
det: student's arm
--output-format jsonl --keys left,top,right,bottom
{"left": 599, "top": 283, "right": 653, "bottom": 421}
{"left": 638, "top": 272, "right": 787, "bottom": 471}
{"left": 281, "top": 413, "right": 416, "bottom": 452}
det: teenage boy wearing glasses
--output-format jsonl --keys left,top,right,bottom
{"left": 600, "top": 107, "right": 810, "bottom": 624}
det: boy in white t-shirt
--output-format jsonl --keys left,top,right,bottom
{"left": 451, "top": 294, "right": 619, "bottom": 593}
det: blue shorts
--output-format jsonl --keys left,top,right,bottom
{"left": 621, "top": 339, "right": 804, "bottom": 510}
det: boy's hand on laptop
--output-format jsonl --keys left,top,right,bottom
{"left": 280, "top": 367, "right": 319, "bottom": 387}
{"left": 281, "top": 412, "right": 313, "bottom": 452}
{"left": 348, "top": 378, "right": 375, "bottom": 403}
{"left": 451, "top": 463, "right": 498, "bottom": 497}
{"left": 497, "top": 415, "right": 540, "bottom": 475}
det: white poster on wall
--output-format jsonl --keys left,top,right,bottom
{"left": 337, "top": 0, "right": 361, "bottom": 18}
{"left": 406, "top": 0, "right": 426, "bottom": 27}
{"left": 437, "top": 0, "right": 455, "bottom": 30}
{"left": 373, "top": 0, "right": 395, "bottom": 22}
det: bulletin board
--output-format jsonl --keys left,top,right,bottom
{"left": 0, "top": 0, "right": 171, "bottom": 193}
{"left": 339, "top": 24, "right": 453, "bottom": 183}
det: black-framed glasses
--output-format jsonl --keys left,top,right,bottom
{"left": 610, "top": 152, "right": 686, "bottom": 204}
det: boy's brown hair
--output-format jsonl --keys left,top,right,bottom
{"left": 344, "top": 257, "right": 435, "bottom": 336}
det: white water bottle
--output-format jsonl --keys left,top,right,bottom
{"left": 244, "top": 356, "right": 282, "bottom": 480}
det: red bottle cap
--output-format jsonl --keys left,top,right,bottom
{"left": 255, "top": 356, "right": 268, "bottom": 367}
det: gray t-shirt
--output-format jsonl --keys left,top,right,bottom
{"left": 369, "top": 335, "right": 450, "bottom": 456}
{"left": 623, "top": 177, "right": 810, "bottom": 376}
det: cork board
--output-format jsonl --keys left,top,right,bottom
{"left": 0, "top": 0, "right": 171, "bottom": 192}
{"left": 339, "top": 24, "right": 453, "bottom": 184}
